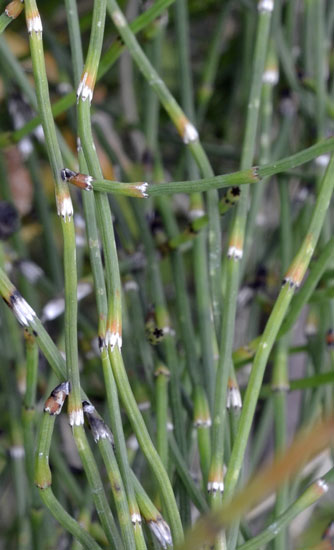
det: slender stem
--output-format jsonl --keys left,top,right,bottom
{"left": 64, "top": 0, "right": 83, "bottom": 87}
{"left": 193, "top": 226, "right": 216, "bottom": 407}
{"left": 100, "top": 346, "right": 145, "bottom": 544}
{"left": 73, "top": 135, "right": 334, "bottom": 196}
{"left": 210, "top": 4, "right": 273, "bottom": 508}
{"left": 168, "top": 434, "right": 209, "bottom": 514}
{"left": 194, "top": 386, "right": 212, "bottom": 490}
{"left": 130, "top": 472, "right": 173, "bottom": 549}
{"left": 24, "top": 0, "right": 82, "bottom": 424}
{"left": 62, "top": 220, "right": 81, "bottom": 423}
{"left": 272, "top": 177, "right": 292, "bottom": 550}
{"left": 40, "top": 489, "right": 103, "bottom": 550}
{"left": 224, "top": 154, "right": 334, "bottom": 500}
{"left": 35, "top": 408, "right": 103, "bottom": 550}
{"left": 0, "top": 0, "right": 176, "bottom": 146}
{"left": 22, "top": 330, "right": 39, "bottom": 505}
{"left": 73, "top": 426, "right": 124, "bottom": 549}
{"left": 233, "top": 237, "right": 334, "bottom": 367}
{"left": 237, "top": 473, "right": 333, "bottom": 550}
{"left": 108, "top": 346, "right": 184, "bottom": 544}
{"left": 74, "top": 2, "right": 147, "bottom": 548}
{"left": 131, "top": 201, "right": 186, "bottom": 464}
{"left": 106, "top": 0, "right": 221, "bottom": 323}
{"left": 262, "top": 371, "right": 334, "bottom": 395}
{"left": 82, "top": 403, "right": 136, "bottom": 550}
{"left": 155, "top": 364, "right": 170, "bottom": 469}
{"left": 244, "top": 41, "right": 278, "bottom": 268}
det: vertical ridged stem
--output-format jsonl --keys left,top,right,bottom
{"left": 130, "top": 472, "right": 173, "bottom": 549}
{"left": 174, "top": 0, "right": 216, "bottom": 407}
{"left": 73, "top": 426, "right": 124, "bottom": 549}
{"left": 224, "top": 154, "right": 334, "bottom": 500}
{"left": 77, "top": 0, "right": 122, "bottom": 353}
{"left": 22, "top": 330, "right": 38, "bottom": 492}
{"left": 271, "top": 180, "right": 292, "bottom": 550}
{"left": 106, "top": 0, "right": 221, "bottom": 331}
{"left": 193, "top": 217, "right": 216, "bottom": 407}
{"left": 69, "top": 1, "right": 146, "bottom": 547}
{"left": 194, "top": 386, "right": 212, "bottom": 490}
{"left": 24, "top": 0, "right": 82, "bottom": 425}
{"left": 155, "top": 364, "right": 170, "bottom": 469}
{"left": 22, "top": 329, "right": 42, "bottom": 546}
{"left": 0, "top": 274, "right": 122, "bottom": 547}
{"left": 131, "top": 200, "right": 186, "bottom": 460}
{"left": 168, "top": 434, "right": 208, "bottom": 513}
{"left": 64, "top": 0, "right": 83, "bottom": 87}
{"left": 62, "top": 220, "right": 82, "bottom": 423}
{"left": 97, "top": 437, "right": 136, "bottom": 549}
{"left": 100, "top": 347, "right": 142, "bottom": 546}
{"left": 209, "top": 3, "right": 273, "bottom": 518}
{"left": 35, "top": 412, "right": 103, "bottom": 550}
{"left": 108, "top": 346, "right": 183, "bottom": 544}
{"left": 244, "top": 42, "right": 277, "bottom": 267}
{"left": 272, "top": 340, "right": 289, "bottom": 550}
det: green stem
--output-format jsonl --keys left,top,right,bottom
{"left": 224, "top": 154, "right": 334, "bottom": 500}
{"left": 233, "top": 237, "right": 334, "bottom": 367}
{"left": 108, "top": 346, "right": 183, "bottom": 544}
{"left": 194, "top": 386, "right": 212, "bottom": 490}
{"left": 73, "top": 426, "right": 124, "bottom": 549}
{"left": 155, "top": 364, "right": 170, "bottom": 469}
{"left": 168, "top": 434, "right": 209, "bottom": 514}
{"left": 262, "top": 371, "right": 334, "bottom": 395}
{"left": 0, "top": 0, "right": 176, "bottom": 146}
{"left": 35, "top": 414, "right": 103, "bottom": 550}
{"left": 106, "top": 0, "right": 221, "bottom": 323}
{"left": 78, "top": 136, "right": 334, "bottom": 196}
{"left": 24, "top": 0, "right": 82, "bottom": 422}
{"left": 237, "top": 473, "right": 333, "bottom": 550}
{"left": 272, "top": 174, "right": 293, "bottom": 550}
{"left": 130, "top": 472, "right": 173, "bottom": 549}
{"left": 82, "top": 402, "right": 136, "bottom": 550}
{"left": 74, "top": 2, "right": 147, "bottom": 547}
{"left": 22, "top": 330, "right": 39, "bottom": 503}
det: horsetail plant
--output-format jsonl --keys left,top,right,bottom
{"left": 1, "top": 1, "right": 334, "bottom": 549}
{"left": 35, "top": 383, "right": 104, "bottom": 550}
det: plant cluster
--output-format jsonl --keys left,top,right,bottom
{"left": 0, "top": 0, "right": 334, "bottom": 549}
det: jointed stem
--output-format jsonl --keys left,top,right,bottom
{"left": 108, "top": 347, "right": 184, "bottom": 544}
{"left": 64, "top": 135, "right": 334, "bottom": 197}
{"left": 209, "top": 2, "right": 274, "bottom": 519}
{"left": 224, "top": 154, "right": 334, "bottom": 500}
